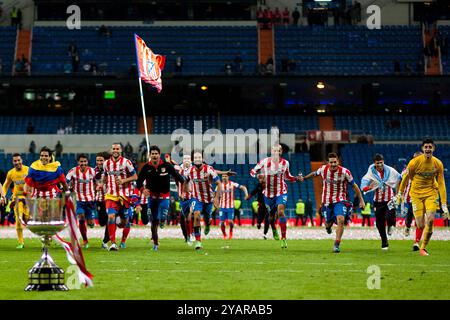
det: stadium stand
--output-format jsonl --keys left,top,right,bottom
{"left": 0, "top": 26, "right": 17, "bottom": 75}
{"left": 438, "top": 26, "right": 450, "bottom": 75}
{"left": 275, "top": 25, "right": 423, "bottom": 75}
{"left": 0, "top": 116, "right": 137, "bottom": 134}
{"left": 31, "top": 26, "right": 258, "bottom": 75}
{"left": 334, "top": 115, "right": 450, "bottom": 140}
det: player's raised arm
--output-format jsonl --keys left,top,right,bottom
{"left": 250, "top": 158, "right": 266, "bottom": 178}
{"left": 239, "top": 184, "right": 249, "bottom": 199}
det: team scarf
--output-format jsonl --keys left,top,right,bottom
{"left": 54, "top": 195, "right": 93, "bottom": 288}
{"left": 360, "top": 164, "right": 400, "bottom": 195}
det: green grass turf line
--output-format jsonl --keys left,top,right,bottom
{"left": 0, "top": 239, "right": 449, "bottom": 300}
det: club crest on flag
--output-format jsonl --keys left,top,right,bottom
{"left": 134, "top": 34, "right": 165, "bottom": 93}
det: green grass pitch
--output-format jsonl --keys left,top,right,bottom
{"left": 1, "top": 237, "right": 449, "bottom": 300}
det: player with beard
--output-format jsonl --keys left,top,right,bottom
{"left": 137, "top": 145, "right": 185, "bottom": 251}
{"left": 250, "top": 145, "right": 302, "bottom": 249}
{"left": 301, "top": 152, "right": 365, "bottom": 253}
{"left": 98, "top": 143, "right": 137, "bottom": 251}
{"left": 94, "top": 151, "right": 112, "bottom": 249}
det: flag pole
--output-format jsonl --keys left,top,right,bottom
{"left": 138, "top": 77, "right": 150, "bottom": 160}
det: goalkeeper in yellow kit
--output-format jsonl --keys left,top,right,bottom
{"left": 2, "top": 154, "right": 29, "bottom": 249}
{"left": 397, "top": 138, "right": 448, "bottom": 256}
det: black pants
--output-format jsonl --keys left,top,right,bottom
{"left": 252, "top": 211, "right": 258, "bottom": 226}
{"left": 304, "top": 211, "right": 315, "bottom": 226}
{"left": 96, "top": 201, "right": 110, "bottom": 243}
{"left": 0, "top": 205, "right": 6, "bottom": 225}
{"left": 233, "top": 209, "right": 241, "bottom": 226}
{"left": 374, "top": 201, "right": 396, "bottom": 246}
{"left": 361, "top": 215, "right": 371, "bottom": 227}
{"left": 295, "top": 215, "right": 304, "bottom": 226}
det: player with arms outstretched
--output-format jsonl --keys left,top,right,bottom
{"left": 301, "top": 152, "right": 365, "bottom": 253}
{"left": 250, "top": 144, "right": 302, "bottom": 249}
{"left": 98, "top": 143, "right": 137, "bottom": 251}
{"left": 397, "top": 138, "right": 448, "bottom": 256}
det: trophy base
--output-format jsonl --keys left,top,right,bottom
{"left": 25, "top": 284, "right": 69, "bottom": 291}
{"left": 25, "top": 252, "right": 69, "bottom": 291}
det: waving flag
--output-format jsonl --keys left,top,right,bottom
{"left": 54, "top": 195, "right": 93, "bottom": 288}
{"left": 25, "top": 160, "right": 66, "bottom": 193}
{"left": 134, "top": 34, "right": 165, "bottom": 93}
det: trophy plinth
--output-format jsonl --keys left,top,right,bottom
{"left": 24, "top": 197, "right": 69, "bottom": 291}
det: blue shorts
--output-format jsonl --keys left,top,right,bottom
{"left": 219, "top": 208, "right": 234, "bottom": 221}
{"left": 193, "top": 199, "right": 213, "bottom": 219}
{"left": 148, "top": 198, "right": 170, "bottom": 222}
{"left": 76, "top": 201, "right": 95, "bottom": 220}
{"left": 264, "top": 194, "right": 288, "bottom": 214}
{"left": 180, "top": 198, "right": 195, "bottom": 217}
{"left": 321, "top": 201, "right": 352, "bottom": 225}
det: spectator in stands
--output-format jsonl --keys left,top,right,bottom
{"left": 295, "top": 198, "right": 305, "bottom": 226}
{"left": 224, "top": 60, "right": 233, "bottom": 75}
{"left": 29, "top": 140, "right": 36, "bottom": 154}
{"left": 257, "top": 63, "right": 266, "bottom": 75}
{"left": 26, "top": 122, "right": 34, "bottom": 134}
{"left": 138, "top": 138, "right": 147, "bottom": 162}
{"left": 57, "top": 126, "right": 65, "bottom": 135}
{"left": 405, "top": 63, "right": 413, "bottom": 76}
{"left": 423, "top": 44, "right": 432, "bottom": 68}
{"left": 304, "top": 198, "right": 315, "bottom": 227}
{"left": 440, "top": 34, "right": 448, "bottom": 57}
{"left": 265, "top": 57, "right": 274, "bottom": 75}
{"left": 68, "top": 42, "right": 78, "bottom": 57}
{"left": 99, "top": 25, "right": 111, "bottom": 38}
{"left": 17, "top": 8, "right": 22, "bottom": 29}
{"left": 416, "top": 58, "right": 424, "bottom": 75}
{"left": 14, "top": 58, "right": 23, "bottom": 75}
{"left": 257, "top": 7, "right": 264, "bottom": 26}
{"left": 273, "top": 8, "right": 282, "bottom": 25}
{"left": 90, "top": 61, "right": 98, "bottom": 75}
{"left": 71, "top": 52, "right": 80, "bottom": 73}
{"left": 282, "top": 7, "right": 290, "bottom": 26}
{"left": 175, "top": 56, "right": 183, "bottom": 74}
{"left": 262, "top": 8, "right": 271, "bottom": 29}
{"left": 233, "top": 199, "right": 242, "bottom": 226}
{"left": 10, "top": 6, "right": 18, "bottom": 28}
{"left": 292, "top": 7, "right": 300, "bottom": 26}
{"left": 233, "top": 54, "right": 243, "bottom": 74}
{"left": 54, "top": 141, "right": 63, "bottom": 157}
{"left": 64, "top": 124, "right": 73, "bottom": 134}
{"left": 124, "top": 142, "right": 133, "bottom": 158}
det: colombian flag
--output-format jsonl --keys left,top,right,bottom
{"left": 134, "top": 34, "right": 165, "bottom": 93}
{"left": 25, "top": 160, "right": 66, "bottom": 191}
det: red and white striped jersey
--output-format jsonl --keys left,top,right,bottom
{"left": 373, "top": 168, "right": 395, "bottom": 203}
{"left": 401, "top": 168, "right": 412, "bottom": 203}
{"left": 103, "top": 156, "right": 136, "bottom": 197}
{"left": 250, "top": 157, "right": 297, "bottom": 198}
{"left": 94, "top": 166, "right": 106, "bottom": 202}
{"left": 316, "top": 165, "right": 354, "bottom": 206}
{"left": 140, "top": 191, "right": 148, "bottom": 205}
{"left": 184, "top": 164, "right": 219, "bottom": 203}
{"left": 31, "top": 188, "right": 59, "bottom": 199}
{"left": 176, "top": 164, "right": 192, "bottom": 200}
{"left": 220, "top": 181, "right": 240, "bottom": 209}
{"left": 66, "top": 166, "right": 96, "bottom": 202}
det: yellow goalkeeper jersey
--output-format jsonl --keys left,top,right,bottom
{"left": 399, "top": 154, "right": 446, "bottom": 203}
{"left": 2, "top": 166, "right": 29, "bottom": 200}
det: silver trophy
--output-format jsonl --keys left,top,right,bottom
{"left": 24, "top": 195, "right": 69, "bottom": 291}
